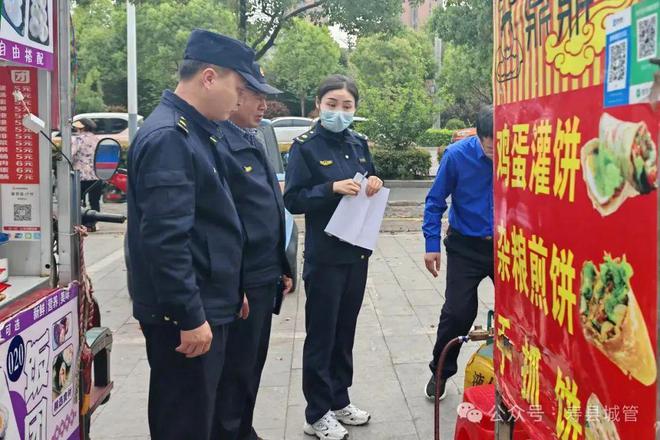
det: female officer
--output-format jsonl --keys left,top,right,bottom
{"left": 284, "top": 75, "right": 383, "bottom": 440}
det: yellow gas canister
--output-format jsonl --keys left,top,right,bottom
{"left": 463, "top": 342, "right": 495, "bottom": 390}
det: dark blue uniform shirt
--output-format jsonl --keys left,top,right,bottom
{"left": 217, "top": 120, "right": 291, "bottom": 290}
{"left": 284, "top": 122, "right": 376, "bottom": 265}
{"left": 423, "top": 136, "right": 494, "bottom": 253}
{"left": 127, "top": 91, "right": 244, "bottom": 330}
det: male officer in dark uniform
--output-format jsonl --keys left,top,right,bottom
{"left": 214, "top": 62, "right": 293, "bottom": 440}
{"left": 126, "top": 29, "right": 255, "bottom": 440}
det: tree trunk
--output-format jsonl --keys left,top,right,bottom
{"left": 254, "top": 0, "right": 327, "bottom": 59}
{"left": 238, "top": 0, "right": 248, "bottom": 42}
{"left": 300, "top": 95, "right": 306, "bottom": 117}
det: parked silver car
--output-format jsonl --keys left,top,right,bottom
{"left": 257, "top": 119, "right": 299, "bottom": 292}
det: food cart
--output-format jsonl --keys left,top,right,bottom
{"left": 491, "top": 0, "right": 660, "bottom": 438}
{"left": 0, "top": 0, "right": 121, "bottom": 439}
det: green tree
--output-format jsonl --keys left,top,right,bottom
{"left": 135, "top": 0, "right": 237, "bottom": 112}
{"left": 73, "top": 0, "right": 237, "bottom": 114}
{"left": 266, "top": 19, "right": 340, "bottom": 116}
{"left": 128, "top": 0, "right": 421, "bottom": 58}
{"left": 429, "top": 0, "right": 493, "bottom": 124}
{"left": 75, "top": 68, "right": 106, "bottom": 114}
{"left": 225, "top": 0, "right": 419, "bottom": 58}
{"left": 350, "top": 31, "right": 435, "bottom": 89}
{"left": 429, "top": 0, "right": 492, "bottom": 56}
{"left": 350, "top": 31, "right": 436, "bottom": 149}
{"left": 73, "top": 0, "right": 127, "bottom": 110}
{"left": 436, "top": 44, "right": 491, "bottom": 125}
{"left": 73, "top": 0, "right": 408, "bottom": 114}
{"left": 358, "top": 85, "right": 434, "bottom": 149}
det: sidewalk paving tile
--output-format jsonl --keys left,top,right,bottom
{"left": 88, "top": 232, "right": 496, "bottom": 440}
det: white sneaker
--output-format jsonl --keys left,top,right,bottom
{"left": 334, "top": 404, "right": 371, "bottom": 426}
{"left": 304, "top": 411, "right": 348, "bottom": 439}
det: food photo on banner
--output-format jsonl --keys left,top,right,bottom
{"left": 492, "top": 0, "right": 659, "bottom": 438}
{"left": 0, "top": 0, "right": 54, "bottom": 69}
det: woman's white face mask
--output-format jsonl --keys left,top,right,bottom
{"left": 320, "top": 110, "right": 354, "bottom": 133}
{"left": 317, "top": 87, "right": 357, "bottom": 133}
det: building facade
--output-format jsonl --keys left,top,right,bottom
{"left": 297, "top": 0, "right": 441, "bottom": 32}
{"left": 401, "top": 0, "right": 441, "bottom": 30}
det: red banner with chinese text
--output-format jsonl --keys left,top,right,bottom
{"left": 493, "top": 0, "right": 658, "bottom": 439}
{"left": 0, "top": 67, "right": 40, "bottom": 184}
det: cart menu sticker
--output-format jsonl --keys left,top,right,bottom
{"left": 493, "top": 0, "right": 658, "bottom": 439}
{"left": 0, "top": 285, "right": 79, "bottom": 440}
{"left": 0, "top": 66, "right": 40, "bottom": 185}
{"left": 0, "top": 0, "right": 53, "bottom": 70}
{"left": 1, "top": 184, "right": 41, "bottom": 240}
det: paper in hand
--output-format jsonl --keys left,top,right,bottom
{"left": 324, "top": 173, "right": 390, "bottom": 251}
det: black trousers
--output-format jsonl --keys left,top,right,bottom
{"left": 429, "top": 231, "right": 494, "bottom": 379}
{"left": 142, "top": 322, "right": 228, "bottom": 440}
{"left": 80, "top": 180, "right": 102, "bottom": 226}
{"left": 302, "top": 260, "right": 368, "bottom": 424}
{"left": 215, "top": 281, "right": 278, "bottom": 440}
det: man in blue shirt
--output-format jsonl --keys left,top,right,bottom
{"left": 422, "top": 106, "right": 494, "bottom": 400}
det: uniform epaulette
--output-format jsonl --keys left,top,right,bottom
{"left": 209, "top": 124, "right": 224, "bottom": 144}
{"left": 294, "top": 128, "right": 316, "bottom": 143}
{"left": 176, "top": 116, "right": 189, "bottom": 134}
{"left": 352, "top": 130, "right": 368, "bottom": 141}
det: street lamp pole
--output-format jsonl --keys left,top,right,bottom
{"left": 433, "top": 37, "right": 443, "bottom": 129}
{"left": 127, "top": 0, "right": 138, "bottom": 143}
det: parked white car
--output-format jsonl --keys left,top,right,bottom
{"left": 271, "top": 117, "right": 313, "bottom": 145}
{"left": 53, "top": 112, "right": 144, "bottom": 148}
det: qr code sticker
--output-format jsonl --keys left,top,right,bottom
{"left": 637, "top": 14, "right": 657, "bottom": 61}
{"left": 607, "top": 39, "right": 627, "bottom": 91}
{"left": 14, "top": 204, "right": 32, "bottom": 222}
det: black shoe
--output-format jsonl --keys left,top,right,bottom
{"left": 425, "top": 374, "right": 447, "bottom": 401}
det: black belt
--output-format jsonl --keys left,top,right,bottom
{"left": 447, "top": 226, "right": 492, "bottom": 241}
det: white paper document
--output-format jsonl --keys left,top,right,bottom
{"left": 324, "top": 173, "right": 390, "bottom": 251}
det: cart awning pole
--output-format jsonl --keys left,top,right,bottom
{"left": 56, "top": 0, "right": 77, "bottom": 284}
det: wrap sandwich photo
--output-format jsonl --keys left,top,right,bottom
{"left": 579, "top": 254, "right": 656, "bottom": 386}
{"left": 581, "top": 113, "right": 657, "bottom": 216}
{"left": 583, "top": 393, "right": 620, "bottom": 440}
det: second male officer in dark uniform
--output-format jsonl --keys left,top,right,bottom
{"left": 214, "top": 62, "right": 293, "bottom": 440}
{"left": 127, "top": 29, "right": 255, "bottom": 440}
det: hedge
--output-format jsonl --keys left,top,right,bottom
{"left": 444, "top": 118, "right": 467, "bottom": 130}
{"left": 373, "top": 147, "right": 431, "bottom": 180}
{"left": 416, "top": 128, "right": 453, "bottom": 149}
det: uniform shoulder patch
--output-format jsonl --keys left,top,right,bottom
{"left": 294, "top": 129, "right": 316, "bottom": 144}
{"left": 351, "top": 130, "right": 368, "bottom": 141}
{"left": 176, "top": 116, "right": 189, "bottom": 135}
